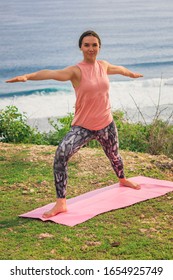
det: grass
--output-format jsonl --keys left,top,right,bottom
{"left": 0, "top": 142, "right": 173, "bottom": 260}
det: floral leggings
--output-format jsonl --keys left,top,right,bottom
{"left": 53, "top": 121, "right": 125, "bottom": 198}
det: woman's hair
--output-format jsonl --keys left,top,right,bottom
{"left": 78, "top": 30, "right": 101, "bottom": 48}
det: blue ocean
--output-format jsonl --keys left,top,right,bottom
{"left": 0, "top": 0, "right": 173, "bottom": 130}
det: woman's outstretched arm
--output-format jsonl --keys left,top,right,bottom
{"left": 102, "top": 61, "right": 143, "bottom": 78}
{"left": 6, "top": 66, "right": 75, "bottom": 83}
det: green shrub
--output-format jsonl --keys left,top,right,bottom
{"left": 1, "top": 106, "right": 172, "bottom": 159}
{"left": 0, "top": 106, "right": 47, "bottom": 144}
{"left": 112, "top": 111, "right": 173, "bottom": 158}
{"left": 147, "top": 119, "right": 173, "bottom": 156}
{"left": 112, "top": 111, "right": 149, "bottom": 152}
{"left": 45, "top": 113, "right": 74, "bottom": 145}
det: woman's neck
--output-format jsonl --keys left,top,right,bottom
{"left": 82, "top": 59, "right": 97, "bottom": 64}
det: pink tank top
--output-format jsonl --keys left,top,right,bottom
{"left": 72, "top": 60, "right": 113, "bottom": 130}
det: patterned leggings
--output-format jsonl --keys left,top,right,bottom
{"left": 53, "top": 121, "right": 125, "bottom": 198}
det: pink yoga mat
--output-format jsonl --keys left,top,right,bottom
{"left": 19, "top": 176, "right": 173, "bottom": 226}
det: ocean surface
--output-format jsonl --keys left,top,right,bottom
{"left": 0, "top": 0, "right": 173, "bottom": 131}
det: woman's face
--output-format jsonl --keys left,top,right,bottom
{"left": 80, "top": 35, "right": 100, "bottom": 63}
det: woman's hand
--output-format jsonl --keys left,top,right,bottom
{"left": 6, "top": 75, "right": 27, "bottom": 83}
{"left": 132, "top": 72, "right": 143, "bottom": 78}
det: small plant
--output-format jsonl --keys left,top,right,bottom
{"left": 112, "top": 111, "right": 173, "bottom": 158}
{"left": 45, "top": 113, "right": 74, "bottom": 145}
{"left": 0, "top": 105, "right": 46, "bottom": 144}
{"left": 147, "top": 119, "right": 173, "bottom": 156}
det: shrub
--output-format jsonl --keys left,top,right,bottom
{"left": 1, "top": 106, "right": 172, "bottom": 159}
{"left": 147, "top": 119, "right": 173, "bottom": 156}
{"left": 112, "top": 111, "right": 149, "bottom": 153}
{"left": 0, "top": 106, "right": 47, "bottom": 144}
{"left": 112, "top": 111, "right": 173, "bottom": 158}
{"left": 45, "top": 113, "right": 74, "bottom": 145}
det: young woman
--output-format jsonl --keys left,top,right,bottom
{"left": 6, "top": 30, "right": 143, "bottom": 218}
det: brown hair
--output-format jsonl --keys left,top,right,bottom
{"left": 78, "top": 30, "right": 101, "bottom": 48}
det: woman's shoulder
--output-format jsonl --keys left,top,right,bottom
{"left": 98, "top": 60, "right": 109, "bottom": 72}
{"left": 98, "top": 60, "right": 109, "bottom": 65}
{"left": 68, "top": 65, "right": 82, "bottom": 87}
{"left": 65, "top": 65, "right": 81, "bottom": 75}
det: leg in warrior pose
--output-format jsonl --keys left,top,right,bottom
{"left": 95, "top": 122, "right": 141, "bottom": 190}
{"left": 43, "top": 126, "right": 94, "bottom": 218}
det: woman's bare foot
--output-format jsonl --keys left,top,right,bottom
{"left": 119, "top": 178, "right": 141, "bottom": 190}
{"left": 42, "top": 198, "right": 67, "bottom": 218}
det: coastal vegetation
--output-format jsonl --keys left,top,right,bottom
{"left": 0, "top": 105, "right": 173, "bottom": 158}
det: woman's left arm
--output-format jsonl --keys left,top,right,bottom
{"left": 102, "top": 61, "right": 143, "bottom": 78}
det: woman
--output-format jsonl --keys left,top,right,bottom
{"left": 6, "top": 30, "right": 143, "bottom": 218}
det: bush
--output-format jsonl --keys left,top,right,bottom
{"left": 0, "top": 106, "right": 47, "bottom": 144}
{"left": 147, "top": 119, "right": 173, "bottom": 156}
{"left": 112, "top": 111, "right": 173, "bottom": 158}
{"left": 44, "top": 113, "right": 74, "bottom": 145}
{"left": 0, "top": 106, "right": 172, "bottom": 159}
{"left": 112, "top": 111, "right": 149, "bottom": 152}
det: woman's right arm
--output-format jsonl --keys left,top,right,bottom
{"left": 6, "top": 66, "right": 75, "bottom": 83}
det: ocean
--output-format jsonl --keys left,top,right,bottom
{"left": 0, "top": 0, "right": 173, "bottom": 131}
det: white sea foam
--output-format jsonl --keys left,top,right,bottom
{"left": 110, "top": 78, "right": 173, "bottom": 111}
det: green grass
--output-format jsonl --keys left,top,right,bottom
{"left": 0, "top": 143, "right": 173, "bottom": 260}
